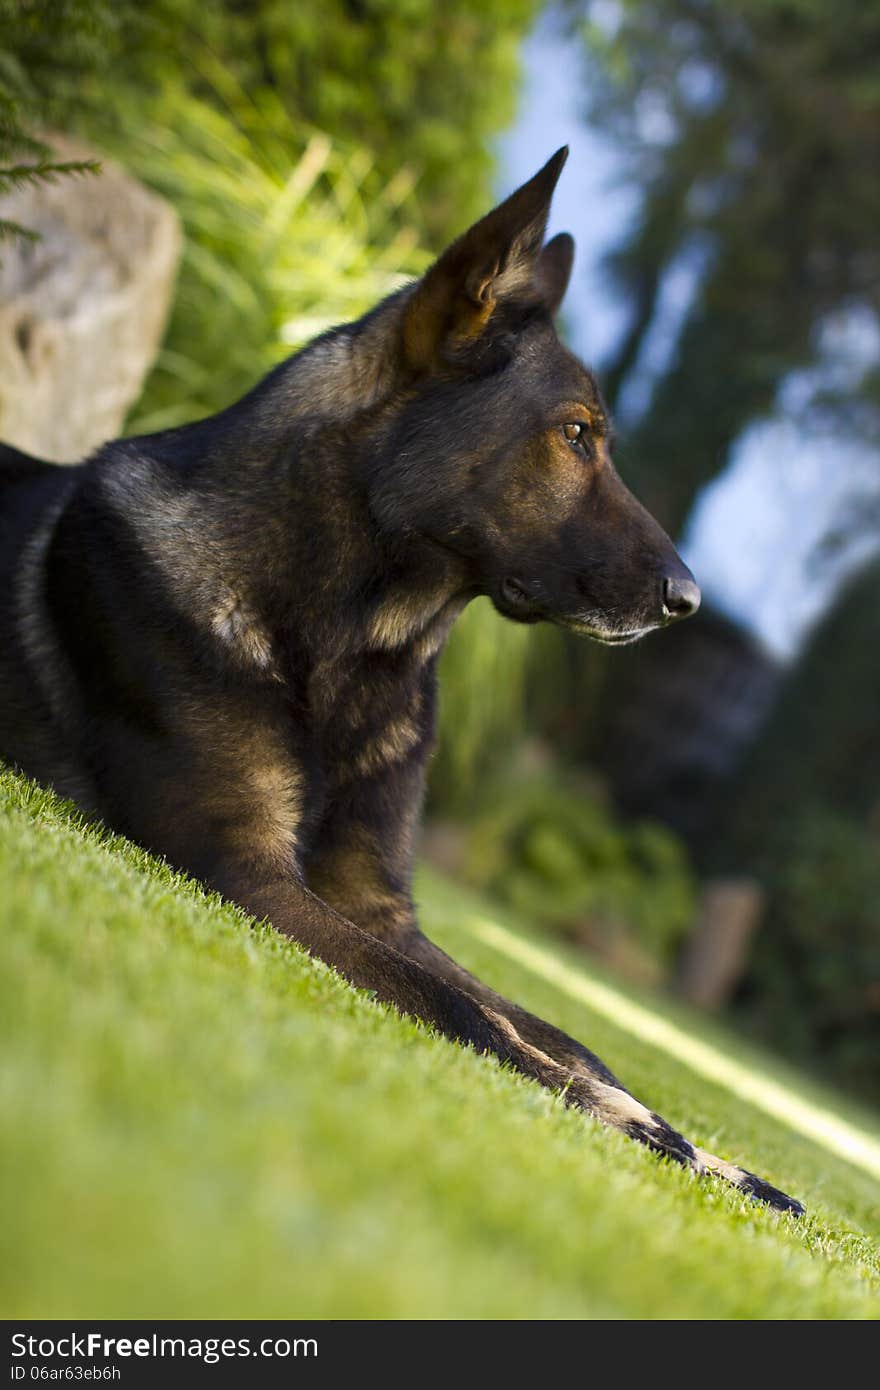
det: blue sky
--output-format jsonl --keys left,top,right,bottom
{"left": 498, "top": 11, "right": 880, "bottom": 660}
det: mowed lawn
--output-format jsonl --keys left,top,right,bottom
{"left": 1, "top": 768, "right": 879, "bottom": 1320}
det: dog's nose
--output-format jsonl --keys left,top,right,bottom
{"left": 662, "top": 571, "right": 701, "bottom": 621}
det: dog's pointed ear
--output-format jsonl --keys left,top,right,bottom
{"left": 403, "top": 146, "right": 569, "bottom": 370}
{"left": 536, "top": 232, "right": 575, "bottom": 316}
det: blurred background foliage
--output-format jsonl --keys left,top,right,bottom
{"left": 458, "top": 761, "right": 695, "bottom": 973}
{"left": 0, "top": 0, "right": 105, "bottom": 237}
{"left": 2, "top": 0, "right": 878, "bottom": 1101}
{"left": 571, "top": 0, "right": 880, "bottom": 535}
{"left": 1, "top": 0, "right": 534, "bottom": 246}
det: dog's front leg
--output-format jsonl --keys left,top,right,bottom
{"left": 213, "top": 866, "right": 590, "bottom": 1091}
{"left": 221, "top": 861, "right": 803, "bottom": 1216}
{"left": 217, "top": 870, "right": 669, "bottom": 1141}
{"left": 405, "top": 931, "right": 804, "bottom": 1214}
{"left": 292, "top": 756, "right": 804, "bottom": 1214}
{"left": 305, "top": 768, "right": 624, "bottom": 1084}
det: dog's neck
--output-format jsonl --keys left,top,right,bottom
{"left": 230, "top": 298, "right": 479, "bottom": 669}
{"left": 279, "top": 469, "right": 474, "bottom": 668}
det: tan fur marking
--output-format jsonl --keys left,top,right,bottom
{"left": 366, "top": 589, "right": 469, "bottom": 655}
{"left": 211, "top": 591, "right": 277, "bottom": 673}
{"left": 475, "top": 1017, "right": 663, "bottom": 1137}
{"left": 367, "top": 592, "right": 448, "bottom": 651}
{"left": 367, "top": 599, "right": 423, "bottom": 651}
{"left": 352, "top": 713, "right": 423, "bottom": 778}
{"left": 450, "top": 292, "right": 496, "bottom": 344}
{"left": 592, "top": 1083, "right": 660, "bottom": 1130}
{"left": 308, "top": 827, "right": 406, "bottom": 927}
{"left": 692, "top": 1147, "right": 748, "bottom": 1187}
{"left": 179, "top": 701, "right": 303, "bottom": 868}
{"left": 413, "top": 626, "right": 448, "bottom": 663}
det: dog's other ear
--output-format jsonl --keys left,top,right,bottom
{"left": 403, "top": 146, "right": 569, "bottom": 370}
{"left": 535, "top": 232, "right": 575, "bottom": 316}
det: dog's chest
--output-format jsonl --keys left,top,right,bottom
{"left": 289, "top": 592, "right": 464, "bottom": 826}
{"left": 309, "top": 644, "right": 437, "bottom": 793}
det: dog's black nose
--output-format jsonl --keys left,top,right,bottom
{"left": 662, "top": 571, "right": 701, "bottom": 621}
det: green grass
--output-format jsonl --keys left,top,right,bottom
{"left": 1, "top": 768, "right": 879, "bottom": 1320}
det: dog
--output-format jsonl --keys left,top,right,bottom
{"left": 0, "top": 148, "right": 802, "bottom": 1214}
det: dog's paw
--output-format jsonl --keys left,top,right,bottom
{"left": 694, "top": 1146, "right": 804, "bottom": 1215}
{"left": 732, "top": 1167, "right": 805, "bottom": 1216}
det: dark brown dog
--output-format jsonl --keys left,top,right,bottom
{"left": 0, "top": 148, "right": 802, "bottom": 1213}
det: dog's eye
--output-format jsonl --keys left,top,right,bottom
{"left": 562, "top": 422, "right": 587, "bottom": 449}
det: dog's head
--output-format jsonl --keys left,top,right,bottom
{"left": 368, "top": 147, "right": 699, "bottom": 644}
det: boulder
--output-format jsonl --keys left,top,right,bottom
{"left": 0, "top": 134, "right": 181, "bottom": 462}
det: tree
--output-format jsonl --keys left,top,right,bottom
{"left": 573, "top": 0, "right": 880, "bottom": 535}
{"left": 0, "top": 0, "right": 113, "bottom": 241}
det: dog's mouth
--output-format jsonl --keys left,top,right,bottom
{"left": 496, "top": 579, "right": 656, "bottom": 645}
{"left": 553, "top": 616, "right": 656, "bottom": 645}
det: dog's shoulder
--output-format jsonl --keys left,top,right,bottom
{"left": 0, "top": 440, "right": 56, "bottom": 476}
{"left": 0, "top": 442, "right": 79, "bottom": 577}
{"left": 0, "top": 440, "right": 76, "bottom": 508}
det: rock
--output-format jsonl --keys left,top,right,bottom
{"left": 0, "top": 134, "right": 181, "bottom": 462}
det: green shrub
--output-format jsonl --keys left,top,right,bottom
{"left": 106, "top": 0, "right": 537, "bottom": 248}
{"left": 458, "top": 771, "right": 696, "bottom": 968}
{"left": 735, "top": 807, "right": 880, "bottom": 1101}
{"left": 429, "top": 600, "right": 535, "bottom": 805}
{"left": 93, "top": 74, "right": 426, "bottom": 434}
